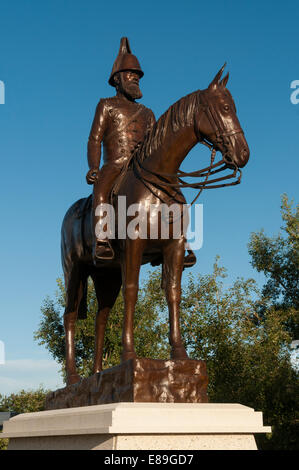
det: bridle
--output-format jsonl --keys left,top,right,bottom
{"left": 132, "top": 89, "right": 244, "bottom": 206}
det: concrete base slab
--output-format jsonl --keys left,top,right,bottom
{"left": 2, "top": 402, "right": 271, "bottom": 450}
{"left": 7, "top": 433, "right": 258, "bottom": 450}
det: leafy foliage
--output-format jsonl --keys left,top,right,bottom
{"left": 179, "top": 260, "right": 298, "bottom": 450}
{"left": 0, "top": 387, "right": 49, "bottom": 450}
{"left": 248, "top": 194, "right": 299, "bottom": 338}
{"left": 0, "top": 387, "right": 49, "bottom": 414}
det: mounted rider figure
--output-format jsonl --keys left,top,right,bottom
{"left": 87, "top": 37, "right": 196, "bottom": 267}
{"left": 86, "top": 37, "right": 155, "bottom": 262}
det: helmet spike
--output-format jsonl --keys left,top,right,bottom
{"left": 119, "top": 37, "right": 132, "bottom": 54}
{"left": 108, "top": 37, "right": 144, "bottom": 87}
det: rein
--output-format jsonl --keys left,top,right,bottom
{"left": 132, "top": 90, "right": 243, "bottom": 206}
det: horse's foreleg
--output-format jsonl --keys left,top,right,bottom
{"left": 162, "top": 239, "right": 189, "bottom": 360}
{"left": 121, "top": 240, "right": 144, "bottom": 362}
{"left": 92, "top": 269, "right": 122, "bottom": 373}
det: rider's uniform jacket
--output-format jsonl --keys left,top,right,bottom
{"left": 87, "top": 96, "right": 155, "bottom": 169}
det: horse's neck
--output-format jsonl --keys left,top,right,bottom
{"left": 145, "top": 125, "right": 198, "bottom": 175}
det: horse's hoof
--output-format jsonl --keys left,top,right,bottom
{"left": 66, "top": 374, "right": 81, "bottom": 386}
{"left": 121, "top": 351, "right": 137, "bottom": 362}
{"left": 171, "top": 346, "right": 189, "bottom": 360}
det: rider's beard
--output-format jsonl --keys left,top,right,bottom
{"left": 121, "top": 79, "right": 142, "bottom": 100}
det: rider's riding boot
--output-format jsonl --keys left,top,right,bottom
{"left": 92, "top": 199, "right": 115, "bottom": 262}
{"left": 93, "top": 239, "right": 115, "bottom": 262}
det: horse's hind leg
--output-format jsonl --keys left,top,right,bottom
{"left": 91, "top": 268, "right": 122, "bottom": 373}
{"left": 162, "top": 238, "right": 189, "bottom": 360}
{"left": 64, "top": 266, "right": 85, "bottom": 385}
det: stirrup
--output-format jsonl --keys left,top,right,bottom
{"left": 94, "top": 240, "right": 115, "bottom": 261}
{"left": 183, "top": 250, "right": 197, "bottom": 268}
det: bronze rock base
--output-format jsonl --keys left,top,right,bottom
{"left": 45, "top": 358, "right": 208, "bottom": 410}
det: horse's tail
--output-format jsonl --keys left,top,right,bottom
{"left": 61, "top": 197, "right": 91, "bottom": 320}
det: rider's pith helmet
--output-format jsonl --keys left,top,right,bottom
{"left": 108, "top": 37, "right": 144, "bottom": 87}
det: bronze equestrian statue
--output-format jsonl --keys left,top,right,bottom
{"left": 61, "top": 38, "right": 250, "bottom": 386}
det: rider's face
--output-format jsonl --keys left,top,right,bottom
{"left": 117, "top": 70, "right": 142, "bottom": 100}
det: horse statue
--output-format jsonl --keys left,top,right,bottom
{"left": 61, "top": 65, "right": 250, "bottom": 385}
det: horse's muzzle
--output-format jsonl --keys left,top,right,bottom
{"left": 222, "top": 134, "right": 250, "bottom": 169}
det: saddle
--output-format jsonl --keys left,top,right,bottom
{"left": 76, "top": 147, "right": 196, "bottom": 268}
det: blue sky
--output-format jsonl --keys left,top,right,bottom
{"left": 0, "top": 0, "right": 298, "bottom": 394}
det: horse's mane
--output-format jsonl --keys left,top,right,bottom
{"left": 137, "top": 89, "right": 201, "bottom": 162}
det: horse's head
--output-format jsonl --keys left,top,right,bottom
{"left": 196, "top": 64, "right": 250, "bottom": 168}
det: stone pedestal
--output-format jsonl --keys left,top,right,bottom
{"left": 45, "top": 358, "right": 208, "bottom": 410}
{"left": 2, "top": 403, "right": 271, "bottom": 450}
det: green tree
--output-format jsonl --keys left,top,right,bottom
{"left": 248, "top": 194, "right": 299, "bottom": 338}
{"left": 0, "top": 387, "right": 49, "bottom": 414}
{"left": 0, "top": 387, "right": 49, "bottom": 450}
{"left": 180, "top": 260, "right": 298, "bottom": 450}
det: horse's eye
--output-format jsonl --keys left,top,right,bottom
{"left": 224, "top": 105, "right": 229, "bottom": 111}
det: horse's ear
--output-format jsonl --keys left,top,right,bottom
{"left": 209, "top": 63, "right": 227, "bottom": 89}
{"left": 221, "top": 72, "right": 229, "bottom": 87}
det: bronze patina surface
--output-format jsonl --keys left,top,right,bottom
{"left": 45, "top": 359, "right": 208, "bottom": 410}
{"left": 61, "top": 37, "right": 250, "bottom": 396}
